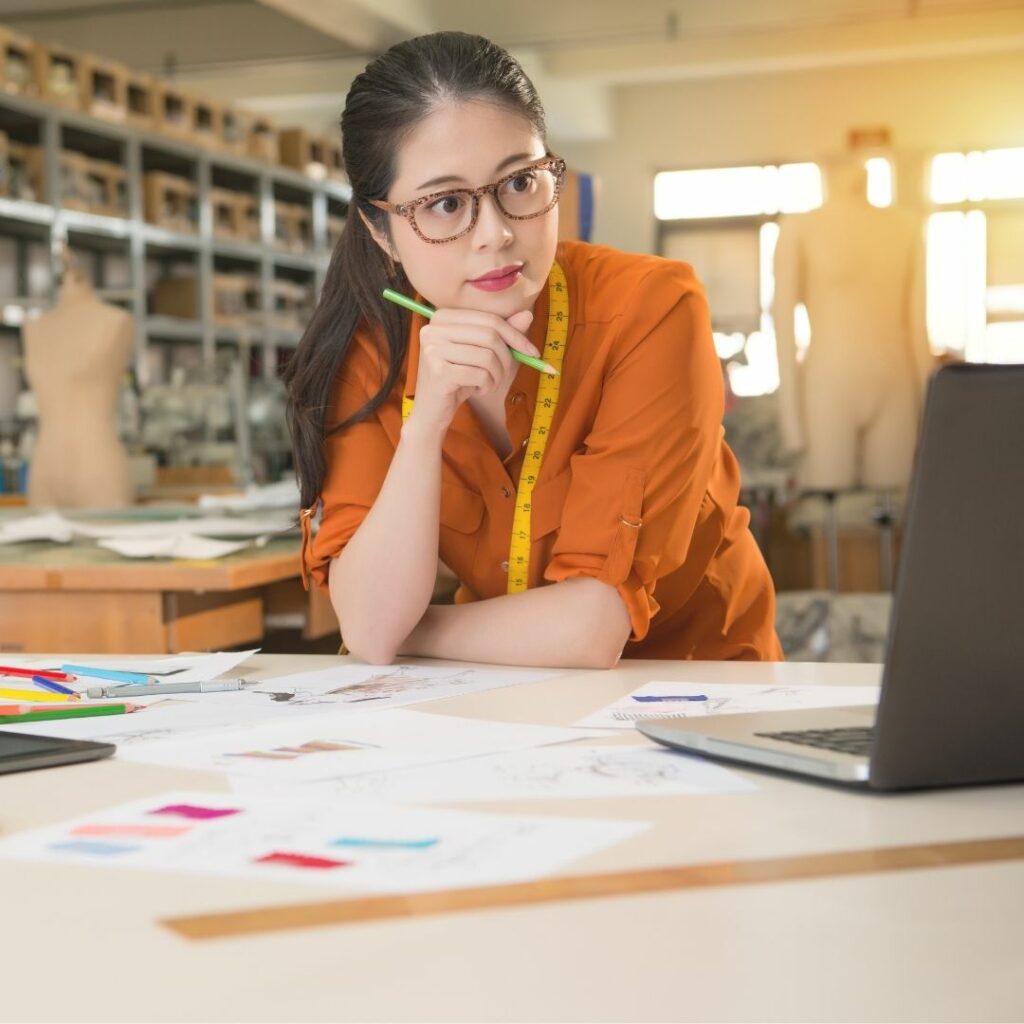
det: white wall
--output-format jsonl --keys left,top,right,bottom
{"left": 553, "top": 48, "right": 1024, "bottom": 255}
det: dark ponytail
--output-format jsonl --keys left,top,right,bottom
{"left": 285, "top": 31, "right": 547, "bottom": 510}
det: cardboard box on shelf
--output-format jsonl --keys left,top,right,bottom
{"left": 272, "top": 199, "right": 313, "bottom": 252}
{"left": 270, "top": 278, "right": 313, "bottom": 331}
{"left": 125, "top": 71, "right": 157, "bottom": 129}
{"left": 220, "top": 106, "right": 251, "bottom": 157}
{"left": 143, "top": 171, "right": 198, "bottom": 233}
{"left": 1, "top": 27, "right": 36, "bottom": 97}
{"left": 236, "top": 191, "right": 262, "bottom": 243}
{"left": 210, "top": 186, "right": 257, "bottom": 241}
{"left": 248, "top": 116, "right": 278, "bottom": 163}
{"left": 32, "top": 43, "right": 83, "bottom": 108}
{"left": 211, "top": 187, "right": 236, "bottom": 240}
{"left": 192, "top": 97, "right": 222, "bottom": 150}
{"left": 278, "top": 127, "right": 327, "bottom": 180}
{"left": 213, "top": 272, "right": 261, "bottom": 327}
{"left": 155, "top": 82, "right": 195, "bottom": 139}
{"left": 151, "top": 273, "right": 199, "bottom": 319}
{"left": 81, "top": 56, "right": 128, "bottom": 122}
{"left": 60, "top": 150, "right": 128, "bottom": 218}
{"left": 7, "top": 141, "right": 43, "bottom": 201}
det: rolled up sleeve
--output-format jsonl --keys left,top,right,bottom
{"left": 543, "top": 267, "right": 724, "bottom": 641}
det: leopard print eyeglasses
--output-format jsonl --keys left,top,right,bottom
{"left": 369, "top": 156, "right": 566, "bottom": 243}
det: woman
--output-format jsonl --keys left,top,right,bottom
{"left": 288, "top": 31, "right": 783, "bottom": 668}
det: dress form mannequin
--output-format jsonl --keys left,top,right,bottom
{"left": 772, "top": 156, "right": 934, "bottom": 491}
{"left": 23, "top": 263, "right": 134, "bottom": 507}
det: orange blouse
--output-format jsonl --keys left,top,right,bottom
{"left": 304, "top": 240, "right": 783, "bottom": 661}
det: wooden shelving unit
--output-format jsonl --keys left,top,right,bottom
{"left": 0, "top": 89, "right": 350, "bottom": 382}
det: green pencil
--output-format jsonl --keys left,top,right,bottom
{"left": 382, "top": 288, "right": 558, "bottom": 376}
{"left": 0, "top": 703, "right": 139, "bottom": 724}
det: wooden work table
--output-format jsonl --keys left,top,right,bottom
{"left": 0, "top": 537, "right": 337, "bottom": 653}
{"left": 1, "top": 655, "right": 1022, "bottom": 1022}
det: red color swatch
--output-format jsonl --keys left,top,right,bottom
{"left": 255, "top": 851, "right": 351, "bottom": 870}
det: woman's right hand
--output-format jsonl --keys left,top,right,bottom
{"left": 406, "top": 307, "right": 538, "bottom": 436}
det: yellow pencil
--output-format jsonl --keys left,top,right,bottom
{"left": 0, "top": 687, "right": 72, "bottom": 703}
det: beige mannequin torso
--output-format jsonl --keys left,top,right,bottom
{"left": 24, "top": 275, "right": 135, "bottom": 508}
{"left": 773, "top": 172, "right": 933, "bottom": 491}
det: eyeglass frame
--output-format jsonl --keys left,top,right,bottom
{"left": 368, "top": 155, "right": 567, "bottom": 244}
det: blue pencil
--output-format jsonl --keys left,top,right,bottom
{"left": 32, "top": 675, "right": 79, "bottom": 698}
{"left": 61, "top": 665, "right": 152, "bottom": 685}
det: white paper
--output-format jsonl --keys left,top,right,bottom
{"left": 52, "top": 650, "right": 260, "bottom": 688}
{"left": 0, "top": 512, "right": 296, "bottom": 546}
{"left": 3, "top": 660, "right": 554, "bottom": 750}
{"left": 199, "top": 662, "right": 559, "bottom": 715}
{"left": 575, "top": 682, "right": 881, "bottom": 729}
{"left": 0, "top": 512, "right": 74, "bottom": 545}
{"left": 116, "top": 710, "right": 596, "bottom": 781}
{"left": 69, "top": 514, "right": 296, "bottom": 540}
{"left": 0, "top": 695, "right": 282, "bottom": 746}
{"left": 0, "top": 790, "right": 647, "bottom": 893}
{"left": 291, "top": 743, "right": 758, "bottom": 801}
{"left": 198, "top": 478, "right": 300, "bottom": 512}
{"left": 97, "top": 535, "right": 250, "bottom": 560}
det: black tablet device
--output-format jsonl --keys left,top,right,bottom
{"left": 0, "top": 731, "right": 116, "bottom": 774}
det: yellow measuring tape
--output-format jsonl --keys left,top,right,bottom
{"left": 403, "top": 261, "right": 569, "bottom": 595}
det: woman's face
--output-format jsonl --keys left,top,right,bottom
{"left": 375, "top": 99, "right": 559, "bottom": 317}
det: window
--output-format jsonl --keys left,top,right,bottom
{"left": 865, "top": 158, "right": 893, "bottom": 208}
{"left": 654, "top": 162, "right": 822, "bottom": 220}
{"left": 655, "top": 161, "right": 826, "bottom": 396}
{"left": 927, "top": 147, "right": 1024, "bottom": 364}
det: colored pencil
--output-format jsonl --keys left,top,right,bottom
{"left": 381, "top": 288, "right": 558, "bottom": 376}
{"left": 0, "top": 703, "right": 141, "bottom": 724}
{"left": 0, "top": 665, "right": 75, "bottom": 683}
{"left": 0, "top": 687, "right": 72, "bottom": 703}
{"left": 0, "top": 703, "right": 96, "bottom": 715}
{"left": 60, "top": 665, "right": 153, "bottom": 685}
{"left": 33, "top": 676, "right": 79, "bottom": 698}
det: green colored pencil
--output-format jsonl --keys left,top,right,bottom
{"left": 382, "top": 288, "right": 558, "bottom": 376}
{"left": 0, "top": 703, "right": 139, "bottom": 724}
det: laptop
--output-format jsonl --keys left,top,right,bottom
{"left": 640, "top": 365, "right": 1024, "bottom": 790}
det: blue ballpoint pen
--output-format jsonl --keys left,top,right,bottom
{"left": 632, "top": 694, "right": 708, "bottom": 703}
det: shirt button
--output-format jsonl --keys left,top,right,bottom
{"left": 521, "top": 439, "right": 528, "bottom": 449}
{"left": 509, "top": 392, "right": 525, "bottom": 405}
{"left": 501, "top": 486, "right": 511, "bottom": 498}
{"left": 500, "top": 560, "right": 509, "bottom": 572}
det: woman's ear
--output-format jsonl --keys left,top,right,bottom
{"left": 358, "top": 209, "right": 400, "bottom": 263}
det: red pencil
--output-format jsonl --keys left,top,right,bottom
{"left": 0, "top": 665, "right": 75, "bottom": 683}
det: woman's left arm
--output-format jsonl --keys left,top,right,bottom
{"left": 398, "top": 576, "right": 631, "bottom": 669}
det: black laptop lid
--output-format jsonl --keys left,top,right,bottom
{"left": 870, "top": 365, "right": 1024, "bottom": 789}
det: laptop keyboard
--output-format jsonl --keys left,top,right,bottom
{"left": 754, "top": 726, "right": 874, "bottom": 757}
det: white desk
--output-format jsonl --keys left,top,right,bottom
{"left": 2, "top": 656, "right": 1022, "bottom": 1023}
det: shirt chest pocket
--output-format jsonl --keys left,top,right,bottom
{"left": 528, "top": 467, "right": 573, "bottom": 542}
{"left": 439, "top": 480, "right": 485, "bottom": 535}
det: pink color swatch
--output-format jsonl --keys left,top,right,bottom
{"left": 255, "top": 851, "right": 351, "bottom": 870}
{"left": 150, "top": 803, "right": 241, "bottom": 821}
